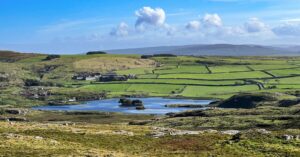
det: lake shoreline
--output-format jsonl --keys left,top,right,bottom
{"left": 33, "top": 97, "right": 214, "bottom": 115}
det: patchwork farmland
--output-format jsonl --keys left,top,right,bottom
{"left": 41, "top": 55, "right": 300, "bottom": 99}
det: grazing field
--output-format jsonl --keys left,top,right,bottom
{"left": 126, "top": 84, "right": 184, "bottom": 95}
{"left": 115, "top": 67, "right": 154, "bottom": 75}
{"left": 208, "top": 65, "right": 250, "bottom": 73}
{"left": 181, "top": 85, "right": 259, "bottom": 98}
{"left": 127, "top": 79, "right": 242, "bottom": 85}
{"left": 154, "top": 65, "right": 208, "bottom": 74}
{"left": 78, "top": 84, "right": 131, "bottom": 92}
{"left": 158, "top": 71, "right": 270, "bottom": 80}
{"left": 248, "top": 64, "right": 299, "bottom": 71}
{"left": 267, "top": 68, "right": 300, "bottom": 77}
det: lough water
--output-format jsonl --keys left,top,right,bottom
{"left": 33, "top": 97, "right": 212, "bottom": 115}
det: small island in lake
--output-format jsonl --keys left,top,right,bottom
{"left": 119, "top": 98, "right": 146, "bottom": 110}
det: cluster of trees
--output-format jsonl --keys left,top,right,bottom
{"left": 24, "top": 79, "right": 63, "bottom": 87}
{"left": 86, "top": 51, "right": 107, "bottom": 55}
{"left": 43, "top": 55, "right": 60, "bottom": 61}
{"left": 141, "top": 54, "right": 177, "bottom": 59}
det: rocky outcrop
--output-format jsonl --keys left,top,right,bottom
{"left": 21, "top": 87, "right": 51, "bottom": 100}
{"left": 282, "top": 134, "right": 300, "bottom": 141}
{"left": 149, "top": 127, "right": 204, "bottom": 138}
{"left": 167, "top": 110, "right": 208, "bottom": 117}
{"left": 5, "top": 109, "right": 28, "bottom": 115}
{"left": 217, "top": 93, "right": 277, "bottom": 109}
{"left": 0, "top": 73, "right": 9, "bottom": 82}
{"left": 278, "top": 99, "right": 300, "bottom": 107}
{"left": 72, "top": 72, "right": 101, "bottom": 81}
{"left": 119, "top": 98, "right": 145, "bottom": 110}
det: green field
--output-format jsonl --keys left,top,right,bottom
{"left": 268, "top": 68, "right": 300, "bottom": 77}
{"left": 208, "top": 65, "right": 250, "bottom": 73}
{"left": 154, "top": 65, "right": 208, "bottom": 74}
{"left": 181, "top": 85, "right": 259, "bottom": 98}
{"left": 158, "top": 71, "right": 270, "bottom": 80}
{"left": 127, "top": 78, "right": 243, "bottom": 85}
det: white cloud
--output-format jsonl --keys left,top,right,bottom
{"left": 202, "top": 14, "right": 222, "bottom": 27}
{"left": 185, "top": 20, "right": 201, "bottom": 31}
{"left": 110, "top": 22, "right": 129, "bottom": 37}
{"left": 135, "top": 7, "right": 166, "bottom": 30}
{"left": 244, "top": 18, "right": 268, "bottom": 33}
{"left": 273, "top": 22, "right": 300, "bottom": 36}
{"left": 218, "top": 26, "right": 246, "bottom": 36}
{"left": 164, "top": 24, "right": 177, "bottom": 36}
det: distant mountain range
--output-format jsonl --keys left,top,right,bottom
{"left": 106, "top": 44, "right": 300, "bottom": 56}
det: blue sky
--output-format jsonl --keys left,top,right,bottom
{"left": 1, "top": 0, "right": 300, "bottom": 54}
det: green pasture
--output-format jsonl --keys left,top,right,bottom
{"left": 159, "top": 71, "right": 270, "bottom": 80}
{"left": 208, "top": 65, "right": 250, "bottom": 73}
{"left": 249, "top": 64, "right": 299, "bottom": 71}
{"left": 154, "top": 65, "right": 208, "bottom": 74}
{"left": 181, "top": 85, "right": 259, "bottom": 98}
{"left": 127, "top": 78, "right": 243, "bottom": 85}
{"left": 268, "top": 68, "right": 300, "bottom": 77}
{"left": 115, "top": 67, "right": 154, "bottom": 75}
{"left": 78, "top": 84, "right": 131, "bottom": 92}
{"left": 126, "top": 84, "right": 184, "bottom": 95}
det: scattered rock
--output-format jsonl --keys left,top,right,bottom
{"left": 5, "top": 109, "right": 28, "bottom": 115}
{"left": 169, "top": 130, "right": 203, "bottom": 136}
{"left": 150, "top": 131, "right": 166, "bottom": 138}
{"left": 49, "top": 139, "right": 59, "bottom": 145}
{"left": 295, "top": 135, "right": 300, "bottom": 140}
{"left": 231, "top": 133, "right": 245, "bottom": 142}
{"left": 34, "top": 136, "right": 43, "bottom": 140}
{"left": 135, "top": 106, "right": 145, "bottom": 110}
{"left": 103, "top": 154, "right": 115, "bottom": 157}
{"left": 282, "top": 134, "right": 294, "bottom": 141}
{"left": 113, "top": 130, "right": 134, "bottom": 136}
{"left": 204, "top": 129, "right": 218, "bottom": 134}
{"left": 149, "top": 127, "right": 203, "bottom": 138}
{"left": 221, "top": 130, "right": 240, "bottom": 135}
{"left": 3, "top": 133, "right": 21, "bottom": 139}
{"left": 254, "top": 129, "right": 271, "bottom": 134}
{"left": 0, "top": 117, "right": 8, "bottom": 121}
{"left": 7, "top": 117, "right": 27, "bottom": 122}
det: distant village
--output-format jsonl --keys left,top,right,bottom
{"left": 72, "top": 72, "right": 137, "bottom": 82}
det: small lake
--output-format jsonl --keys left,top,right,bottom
{"left": 33, "top": 97, "right": 213, "bottom": 115}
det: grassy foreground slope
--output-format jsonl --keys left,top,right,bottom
{"left": 0, "top": 121, "right": 299, "bottom": 157}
